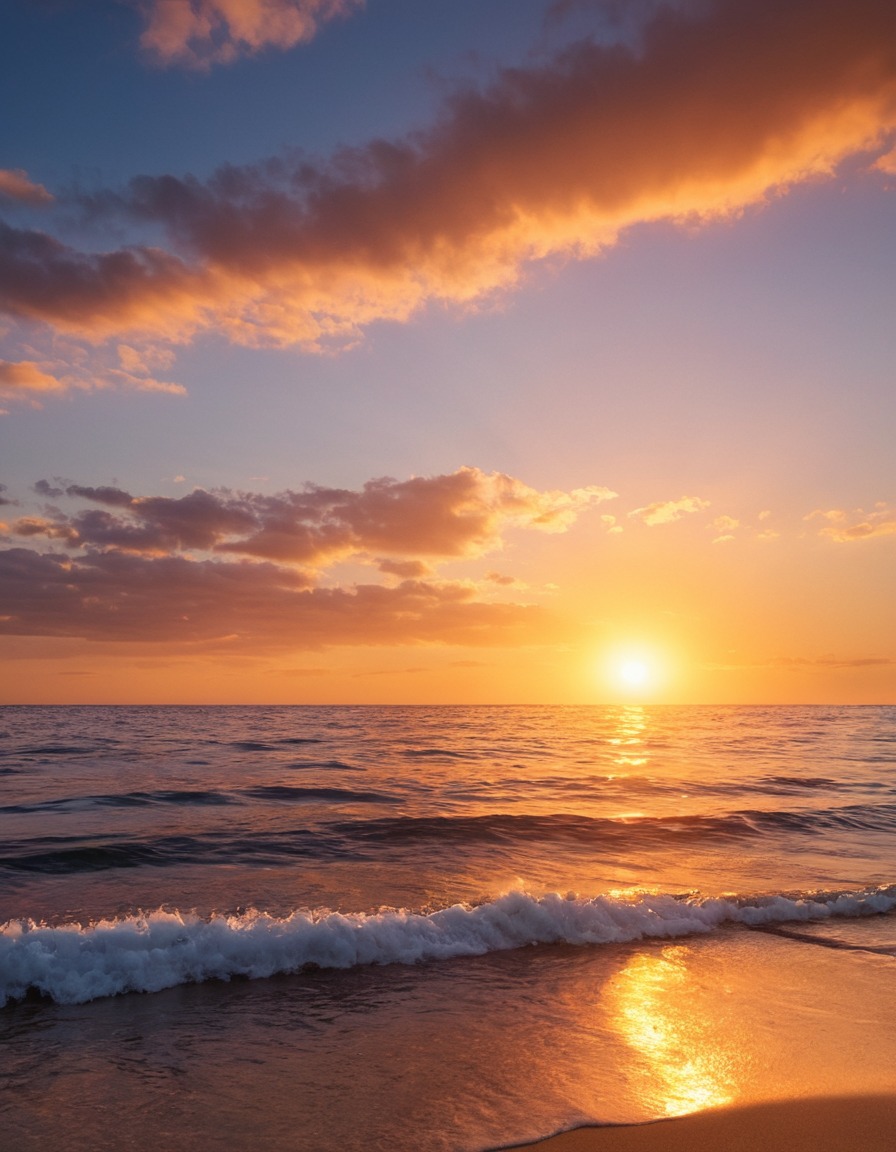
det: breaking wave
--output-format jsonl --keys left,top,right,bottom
{"left": 3, "top": 885, "right": 894, "bottom": 1008}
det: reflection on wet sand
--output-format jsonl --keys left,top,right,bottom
{"left": 605, "top": 944, "right": 741, "bottom": 1116}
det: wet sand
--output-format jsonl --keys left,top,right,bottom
{"left": 503, "top": 1095, "right": 896, "bottom": 1151}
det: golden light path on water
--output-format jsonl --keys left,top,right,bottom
{"left": 599, "top": 706, "right": 740, "bottom": 1116}
{"left": 607, "top": 706, "right": 648, "bottom": 769}
{"left": 604, "top": 706, "right": 649, "bottom": 819}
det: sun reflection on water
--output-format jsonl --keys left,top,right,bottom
{"left": 607, "top": 706, "right": 648, "bottom": 767}
{"left": 605, "top": 945, "right": 738, "bottom": 1117}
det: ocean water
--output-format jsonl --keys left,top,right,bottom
{"left": 2, "top": 705, "right": 896, "bottom": 1150}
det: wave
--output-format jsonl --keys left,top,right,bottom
{"left": 2, "top": 886, "right": 894, "bottom": 1008}
{"left": 285, "top": 759, "right": 364, "bottom": 771}
{"left": 0, "top": 789, "right": 237, "bottom": 814}
{"left": 241, "top": 785, "right": 398, "bottom": 803}
{"left": 333, "top": 803, "right": 896, "bottom": 845}
{"left": 0, "top": 830, "right": 325, "bottom": 872}
{"left": 225, "top": 738, "right": 325, "bottom": 750}
{"left": 4, "top": 802, "right": 896, "bottom": 874}
{"left": 7, "top": 744, "right": 105, "bottom": 757}
{"left": 0, "top": 784, "right": 399, "bottom": 816}
{"left": 401, "top": 748, "right": 476, "bottom": 759}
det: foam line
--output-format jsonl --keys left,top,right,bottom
{"left": 2, "top": 886, "right": 894, "bottom": 1007}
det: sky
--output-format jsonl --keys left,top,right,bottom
{"left": 0, "top": 0, "right": 894, "bottom": 705}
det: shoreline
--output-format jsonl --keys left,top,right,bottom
{"left": 497, "top": 1095, "right": 896, "bottom": 1152}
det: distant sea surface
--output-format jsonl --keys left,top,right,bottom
{"left": 2, "top": 705, "right": 896, "bottom": 1150}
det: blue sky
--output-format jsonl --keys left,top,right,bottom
{"left": 1, "top": 0, "right": 894, "bottom": 703}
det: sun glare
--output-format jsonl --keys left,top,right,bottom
{"left": 599, "top": 645, "right": 668, "bottom": 699}
{"left": 619, "top": 659, "right": 649, "bottom": 688}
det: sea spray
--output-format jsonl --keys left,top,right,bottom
{"left": 3, "top": 885, "right": 895, "bottom": 1007}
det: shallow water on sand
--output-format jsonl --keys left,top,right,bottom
{"left": 3, "top": 923, "right": 896, "bottom": 1151}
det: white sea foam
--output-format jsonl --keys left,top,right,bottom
{"left": 2, "top": 887, "right": 894, "bottom": 1007}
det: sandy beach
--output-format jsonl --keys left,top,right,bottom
{"left": 504, "top": 1096, "right": 896, "bottom": 1152}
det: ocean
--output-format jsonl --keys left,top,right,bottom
{"left": 2, "top": 705, "right": 896, "bottom": 1150}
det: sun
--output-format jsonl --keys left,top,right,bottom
{"left": 598, "top": 645, "right": 667, "bottom": 698}
{"left": 618, "top": 658, "right": 649, "bottom": 688}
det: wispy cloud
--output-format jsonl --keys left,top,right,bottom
{"left": 352, "top": 665, "right": 431, "bottom": 679}
{"left": 705, "top": 654, "right": 894, "bottom": 672}
{"left": 0, "top": 348, "right": 185, "bottom": 406}
{"left": 629, "top": 495, "right": 710, "bottom": 526}
{"left": 807, "top": 503, "right": 896, "bottom": 542}
{"left": 0, "top": 169, "right": 53, "bottom": 205}
{"left": 873, "top": 143, "right": 896, "bottom": 174}
{"left": 770, "top": 655, "right": 894, "bottom": 669}
{"left": 139, "top": 0, "right": 364, "bottom": 69}
{"left": 3, "top": 0, "right": 895, "bottom": 383}
{"left": 377, "top": 558, "right": 432, "bottom": 579}
{"left": 0, "top": 359, "right": 66, "bottom": 397}
{"left": 710, "top": 513, "right": 739, "bottom": 544}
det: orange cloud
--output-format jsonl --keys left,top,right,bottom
{"left": 2, "top": 0, "right": 895, "bottom": 363}
{"left": 0, "top": 549, "right": 565, "bottom": 650}
{"left": 0, "top": 467, "right": 607, "bottom": 650}
{"left": 485, "top": 571, "right": 517, "bottom": 586}
{"left": 104, "top": 369, "right": 187, "bottom": 395}
{"left": 19, "top": 468, "right": 613, "bottom": 563}
{"left": 140, "top": 0, "right": 363, "bottom": 69}
{"left": 0, "top": 359, "right": 65, "bottom": 396}
{"left": 115, "top": 342, "right": 179, "bottom": 380}
{"left": 807, "top": 504, "right": 896, "bottom": 542}
{"left": 378, "top": 558, "right": 432, "bottom": 579}
{"left": 629, "top": 495, "right": 710, "bottom": 526}
{"left": 0, "top": 351, "right": 185, "bottom": 405}
{"left": 0, "top": 221, "right": 207, "bottom": 341}
{"left": 873, "top": 143, "right": 896, "bottom": 174}
{"left": 9, "top": 516, "right": 80, "bottom": 543}
{"left": 0, "top": 169, "right": 53, "bottom": 205}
